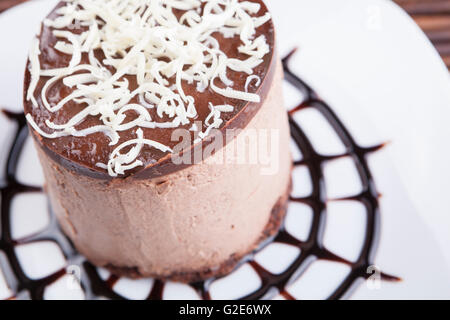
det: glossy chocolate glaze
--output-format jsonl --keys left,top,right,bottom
{"left": 23, "top": 0, "right": 276, "bottom": 179}
{"left": 1, "top": 50, "right": 399, "bottom": 300}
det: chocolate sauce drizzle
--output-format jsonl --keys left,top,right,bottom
{"left": 0, "top": 50, "right": 399, "bottom": 300}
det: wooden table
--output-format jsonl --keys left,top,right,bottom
{"left": 395, "top": 0, "right": 450, "bottom": 69}
{"left": 1, "top": 0, "right": 449, "bottom": 69}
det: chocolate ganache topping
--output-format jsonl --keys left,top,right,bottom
{"left": 23, "top": 0, "right": 276, "bottom": 179}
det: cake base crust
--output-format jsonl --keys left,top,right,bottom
{"left": 103, "top": 179, "right": 292, "bottom": 283}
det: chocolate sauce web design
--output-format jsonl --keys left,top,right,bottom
{"left": 0, "top": 50, "right": 399, "bottom": 300}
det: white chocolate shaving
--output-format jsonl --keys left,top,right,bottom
{"left": 196, "top": 103, "right": 234, "bottom": 142}
{"left": 245, "top": 75, "right": 261, "bottom": 92}
{"left": 27, "top": 38, "right": 41, "bottom": 108}
{"left": 102, "top": 128, "right": 173, "bottom": 177}
{"left": 25, "top": 0, "right": 271, "bottom": 176}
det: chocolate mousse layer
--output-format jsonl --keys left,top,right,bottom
{"left": 105, "top": 179, "right": 291, "bottom": 282}
{"left": 24, "top": 0, "right": 292, "bottom": 281}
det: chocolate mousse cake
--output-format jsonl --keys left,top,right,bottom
{"left": 23, "top": 0, "right": 291, "bottom": 282}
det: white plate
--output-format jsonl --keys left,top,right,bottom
{"left": 0, "top": 0, "right": 450, "bottom": 299}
